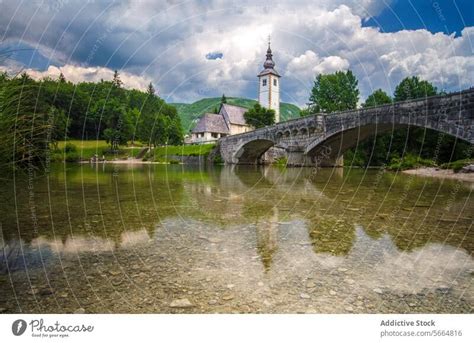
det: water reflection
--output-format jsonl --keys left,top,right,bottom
{"left": 0, "top": 164, "right": 472, "bottom": 313}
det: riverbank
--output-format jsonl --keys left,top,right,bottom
{"left": 403, "top": 167, "right": 474, "bottom": 182}
{"left": 52, "top": 140, "right": 217, "bottom": 164}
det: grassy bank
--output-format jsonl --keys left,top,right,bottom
{"left": 144, "top": 144, "right": 215, "bottom": 163}
{"left": 51, "top": 140, "right": 144, "bottom": 162}
{"left": 51, "top": 140, "right": 216, "bottom": 163}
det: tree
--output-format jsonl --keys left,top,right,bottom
{"left": 112, "top": 70, "right": 123, "bottom": 88}
{"left": 394, "top": 76, "right": 437, "bottom": 101}
{"left": 309, "top": 70, "right": 359, "bottom": 113}
{"left": 147, "top": 82, "right": 155, "bottom": 96}
{"left": 362, "top": 89, "right": 392, "bottom": 108}
{"left": 299, "top": 107, "right": 311, "bottom": 117}
{"left": 94, "top": 99, "right": 131, "bottom": 150}
{"left": 221, "top": 93, "right": 227, "bottom": 104}
{"left": 58, "top": 72, "right": 66, "bottom": 83}
{"left": 244, "top": 103, "right": 275, "bottom": 128}
{"left": 0, "top": 73, "right": 54, "bottom": 170}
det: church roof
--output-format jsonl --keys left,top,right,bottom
{"left": 258, "top": 68, "right": 281, "bottom": 77}
{"left": 220, "top": 103, "right": 248, "bottom": 126}
{"left": 192, "top": 113, "right": 229, "bottom": 134}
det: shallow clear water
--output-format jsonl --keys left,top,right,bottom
{"left": 0, "top": 164, "right": 473, "bottom": 313}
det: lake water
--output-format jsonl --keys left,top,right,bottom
{"left": 0, "top": 164, "right": 473, "bottom": 313}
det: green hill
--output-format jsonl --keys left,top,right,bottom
{"left": 171, "top": 97, "right": 301, "bottom": 132}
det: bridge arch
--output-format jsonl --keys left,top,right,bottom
{"left": 305, "top": 121, "right": 472, "bottom": 166}
{"left": 233, "top": 139, "right": 275, "bottom": 164}
{"left": 219, "top": 89, "right": 474, "bottom": 166}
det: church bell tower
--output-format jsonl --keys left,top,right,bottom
{"left": 258, "top": 39, "right": 281, "bottom": 123}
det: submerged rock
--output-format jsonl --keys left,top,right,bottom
{"left": 222, "top": 294, "right": 235, "bottom": 301}
{"left": 373, "top": 288, "right": 383, "bottom": 294}
{"left": 39, "top": 288, "right": 54, "bottom": 296}
{"left": 169, "top": 298, "right": 194, "bottom": 308}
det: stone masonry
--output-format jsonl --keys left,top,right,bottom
{"left": 219, "top": 88, "right": 474, "bottom": 166}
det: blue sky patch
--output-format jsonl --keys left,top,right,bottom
{"left": 206, "top": 52, "right": 223, "bottom": 60}
{"left": 363, "top": 0, "right": 473, "bottom": 36}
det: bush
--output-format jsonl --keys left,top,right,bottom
{"left": 274, "top": 157, "right": 288, "bottom": 166}
{"left": 213, "top": 154, "right": 224, "bottom": 164}
{"left": 387, "top": 154, "right": 436, "bottom": 171}
{"left": 440, "top": 159, "right": 473, "bottom": 173}
{"left": 168, "top": 159, "right": 180, "bottom": 164}
{"left": 65, "top": 152, "right": 81, "bottom": 162}
{"left": 64, "top": 142, "right": 77, "bottom": 153}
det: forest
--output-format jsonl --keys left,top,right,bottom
{"left": 0, "top": 70, "right": 183, "bottom": 172}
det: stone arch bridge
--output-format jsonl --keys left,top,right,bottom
{"left": 219, "top": 89, "right": 474, "bottom": 166}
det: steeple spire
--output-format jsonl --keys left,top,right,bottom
{"left": 263, "top": 36, "right": 275, "bottom": 69}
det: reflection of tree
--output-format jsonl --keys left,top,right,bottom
{"left": 307, "top": 215, "right": 355, "bottom": 256}
{"left": 0, "top": 164, "right": 186, "bottom": 244}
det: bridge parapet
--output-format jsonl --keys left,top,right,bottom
{"left": 219, "top": 88, "right": 474, "bottom": 165}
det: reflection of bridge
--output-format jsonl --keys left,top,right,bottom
{"left": 219, "top": 89, "right": 474, "bottom": 166}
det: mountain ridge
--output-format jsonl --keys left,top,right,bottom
{"left": 171, "top": 97, "right": 301, "bottom": 132}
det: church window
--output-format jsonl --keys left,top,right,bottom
{"left": 262, "top": 79, "right": 267, "bottom": 87}
{"left": 274, "top": 79, "right": 277, "bottom": 86}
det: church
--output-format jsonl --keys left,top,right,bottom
{"left": 188, "top": 42, "right": 281, "bottom": 144}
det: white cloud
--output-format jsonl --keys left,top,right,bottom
{"left": 286, "top": 51, "right": 350, "bottom": 82}
{"left": 0, "top": 1, "right": 472, "bottom": 106}
{"left": 1, "top": 64, "right": 151, "bottom": 91}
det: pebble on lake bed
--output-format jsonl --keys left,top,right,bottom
{"left": 222, "top": 294, "right": 235, "bottom": 301}
{"left": 169, "top": 298, "right": 194, "bottom": 308}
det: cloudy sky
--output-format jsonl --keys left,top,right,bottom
{"left": 0, "top": 0, "right": 473, "bottom": 106}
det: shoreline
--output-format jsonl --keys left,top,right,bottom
{"left": 81, "top": 160, "right": 474, "bottom": 183}
{"left": 402, "top": 167, "right": 474, "bottom": 182}
{"left": 81, "top": 159, "right": 163, "bottom": 164}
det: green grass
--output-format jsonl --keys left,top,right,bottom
{"left": 51, "top": 140, "right": 215, "bottom": 163}
{"left": 52, "top": 140, "right": 144, "bottom": 161}
{"left": 171, "top": 97, "right": 301, "bottom": 132}
{"left": 387, "top": 153, "right": 437, "bottom": 171}
{"left": 147, "top": 144, "right": 215, "bottom": 162}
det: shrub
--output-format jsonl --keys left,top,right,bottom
{"left": 440, "top": 159, "right": 473, "bottom": 173}
{"left": 213, "top": 154, "right": 224, "bottom": 164}
{"left": 387, "top": 154, "right": 436, "bottom": 171}
{"left": 274, "top": 157, "right": 288, "bottom": 166}
{"left": 64, "top": 152, "right": 81, "bottom": 162}
{"left": 64, "top": 142, "right": 77, "bottom": 153}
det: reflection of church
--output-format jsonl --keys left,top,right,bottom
{"left": 188, "top": 42, "right": 281, "bottom": 144}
